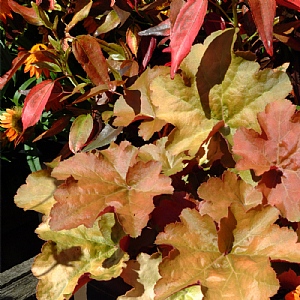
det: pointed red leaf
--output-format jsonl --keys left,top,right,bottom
{"left": 33, "top": 115, "right": 72, "bottom": 142}
{"left": 248, "top": 0, "right": 276, "bottom": 56}
{"left": 276, "top": 0, "right": 300, "bottom": 11}
{"left": 22, "top": 80, "right": 55, "bottom": 131}
{"left": 8, "top": 0, "right": 43, "bottom": 26}
{"left": 72, "top": 35, "right": 110, "bottom": 86}
{"left": 170, "top": 0, "right": 208, "bottom": 78}
{"left": 0, "top": 51, "right": 29, "bottom": 90}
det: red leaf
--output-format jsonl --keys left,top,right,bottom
{"left": 276, "top": 0, "right": 300, "bottom": 11}
{"left": 8, "top": 0, "right": 43, "bottom": 26}
{"left": 72, "top": 35, "right": 110, "bottom": 86}
{"left": 140, "top": 36, "right": 157, "bottom": 72}
{"left": 0, "top": 51, "right": 30, "bottom": 90}
{"left": 203, "top": 12, "right": 226, "bottom": 36}
{"left": 248, "top": 0, "right": 276, "bottom": 56}
{"left": 35, "top": 0, "right": 55, "bottom": 11}
{"left": 170, "top": 0, "right": 208, "bottom": 78}
{"left": 278, "top": 269, "right": 300, "bottom": 291}
{"left": 22, "top": 80, "right": 55, "bottom": 131}
{"left": 33, "top": 115, "right": 72, "bottom": 142}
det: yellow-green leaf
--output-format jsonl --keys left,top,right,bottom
{"left": 33, "top": 213, "right": 128, "bottom": 300}
{"left": 155, "top": 204, "right": 300, "bottom": 299}
{"left": 14, "top": 169, "right": 58, "bottom": 215}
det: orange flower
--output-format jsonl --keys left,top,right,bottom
{"left": 0, "top": 107, "right": 23, "bottom": 142}
{"left": 285, "top": 286, "right": 300, "bottom": 300}
{"left": 0, "top": 0, "right": 13, "bottom": 24}
{"left": 24, "top": 44, "right": 53, "bottom": 79}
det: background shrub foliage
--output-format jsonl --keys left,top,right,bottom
{"left": 1, "top": 0, "right": 300, "bottom": 299}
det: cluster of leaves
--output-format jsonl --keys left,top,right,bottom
{"left": 1, "top": 0, "right": 300, "bottom": 299}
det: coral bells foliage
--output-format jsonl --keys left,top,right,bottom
{"left": 1, "top": 0, "right": 300, "bottom": 299}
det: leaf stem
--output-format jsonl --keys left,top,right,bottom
{"left": 209, "top": 0, "right": 233, "bottom": 25}
{"left": 231, "top": 0, "right": 239, "bottom": 28}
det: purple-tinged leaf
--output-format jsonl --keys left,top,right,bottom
{"left": 82, "top": 124, "right": 123, "bottom": 151}
{"left": 138, "top": 19, "right": 170, "bottom": 37}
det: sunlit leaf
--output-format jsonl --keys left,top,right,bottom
{"left": 155, "top": 204, "right": 300, "bottom": 299}
{"left": 8, "top": 0, "right": 43, "bottom": 26}
{"left": 65, "top": 0, "right": 92, "bottom": 33}
{"left": 138, "top": 137, "right": 191, "bottom": 176}
{"left": 49, "top": 141, "right": 173, "bottom": 237}
{"left": 33, "top": 213, "right": 128, "bottom": 300}
{"left": 233, "top": 100, "right": 300, "bottom": 221}
{"left": 198, "top": 170, "right": 263, "bottom": 223}
{"left": 170, "top": 0, "right": 208, "bottom": 78}
{"left": 72, "top": 35, "right": 110, "bottom": 86}
{"left": 82, "top": 124, "right": 123, "bottom": 152}
{"left": 69, "top": 114, "right": 94, "bottom": 153}
{"left": 94, "top": 10, "right": 121, "bottom": 36}
{"left": 118, "top": 253, "right": 162, "bottom": 299}
{"left": 14, "top": 169, "right": 58, "bottom": 215}
{"left": 22, "top": 80, "right": 55, "bottom": 131}
{"left": 113, "top": 67, "right": 168, "bottom": 140}
{"left": 248, "top": 0, "right": 276, "bottom": 56}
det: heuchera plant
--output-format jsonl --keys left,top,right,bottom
{"left": 1, "top": 0, "right": 300, "bottom": 299}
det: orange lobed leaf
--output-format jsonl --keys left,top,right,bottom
{"left": 155, "top": 204, "right": 300, "bottom": 299}
{"left": 198, "top": 170, "right": 263, "bottom": 223}
{"left": 49, "top": 141, "right": 173, "bottom": 237}
{"left": 233, "top": 100, "right": 300, "bottom": 221}
{"left": 248, "top": 0, "right": 276, "bottom": 56}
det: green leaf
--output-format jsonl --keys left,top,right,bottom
{"left": 94, "top": 10, "right": 121, "bottom": 36}
{"left": 166, "top": 286, "right": 203, "bottom": 300}
{"left": 208, "top": 55, "right": 292, "bottom": 133}
{"left": 69, "top": 114, "right": 94, "bottom": 153}
{"left": 65, "top": 0, "right": 93, "bottom": 33}
{"left": 33, "top": 61, "right": 62, "bottom": 73}
{"left": 98, "top": 40, "right": 126, "bottom": 61}
{"left": 32, "top": 2, "right": 53, "bottom": 29}
{"left": 33, "top": 213, "right": 129, "bottom": 300}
